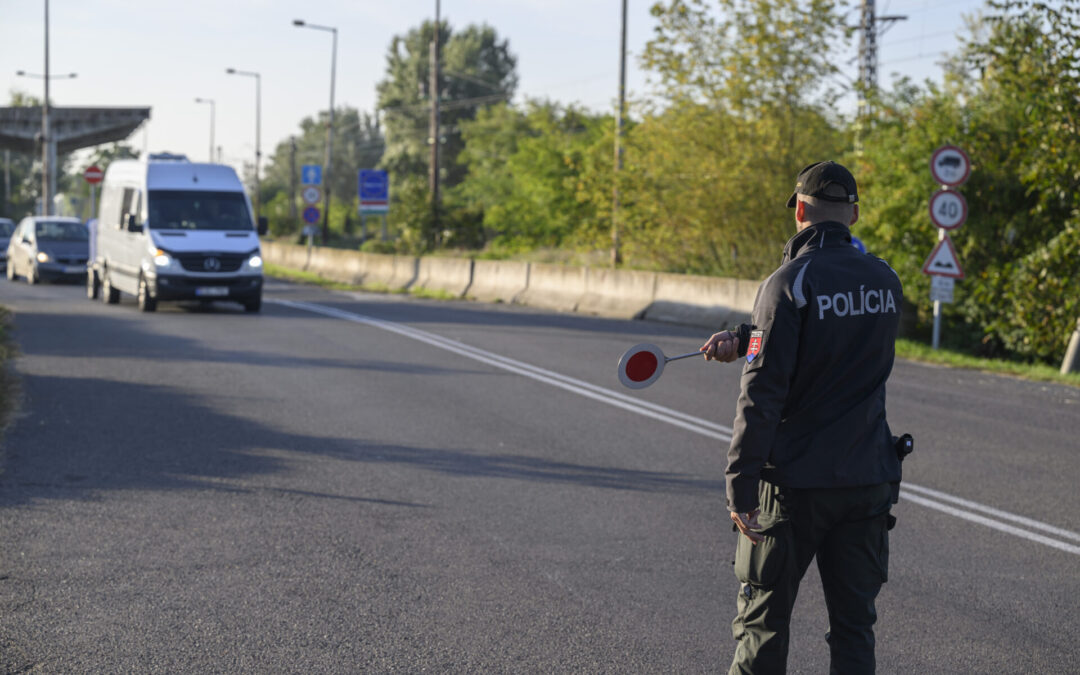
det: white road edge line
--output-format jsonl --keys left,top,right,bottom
{"left": 900, "top": 493, "right": 1080, "bottom": 556}
{"left": 270, "top": 297, "right": 1080, "bottom": 556}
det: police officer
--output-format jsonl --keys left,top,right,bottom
{"left": 701, "top": 161, "right": 903, "bottom": 674}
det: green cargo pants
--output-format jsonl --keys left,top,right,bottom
{"left": 728, "top": 481, "right": 892, "bottom": 675}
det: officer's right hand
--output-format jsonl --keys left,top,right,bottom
{"left": 701, "top": 330, "right": 740, "bottom": 363}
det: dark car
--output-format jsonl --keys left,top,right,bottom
{"left": 6, "top": 216, "right": 89, "bottom": 284}
{"left": 0, "top": 218, "right": 14, "bottom": 271}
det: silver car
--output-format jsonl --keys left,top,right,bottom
{"left": 0, "top": 218, "right": 14, "bottom": 272}
{"left": 6, "top": 216, "right": 89, "bottom": 284}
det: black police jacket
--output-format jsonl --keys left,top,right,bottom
{"left": 725, "top": 221, "right": 904, "bottom": 513}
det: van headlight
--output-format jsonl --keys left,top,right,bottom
{"left": 37, "top": 251, "right": 52, "bottom": 263}
{"left": 153, "top": 249, "right": 173, "bottom": 267}
{"left": 247, "top": 254, "right": 263, "bottom": 269}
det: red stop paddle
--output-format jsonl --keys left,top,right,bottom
{"left": 617, "top": 343, "right": 702, "bottom": 389}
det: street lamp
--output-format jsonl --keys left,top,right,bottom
{"left": 18, "top": 0, "right": 79, "bottom": 215}
{"left": 15, "top": 70, "right": 76, "bottom": 79}
{"left": 225, "top": 68, "right": 261, "bottom": 221}
{"left": 293, "top": 18, "right": 337, "bottom": 245}
{"left": 194, "top": 98, "right": 215, "bottom": 163}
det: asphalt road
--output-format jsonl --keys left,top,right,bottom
{"left": 1, "top": 276, "right": 1077, "bottom": 673}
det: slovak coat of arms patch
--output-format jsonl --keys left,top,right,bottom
{"left": 746, "top": 330, "right": 764, "bottom": 363}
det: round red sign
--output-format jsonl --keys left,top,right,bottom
{"left": 83, "top": 166, "right": 104, "bottom": 184}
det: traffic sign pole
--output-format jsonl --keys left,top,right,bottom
{"left": 932, "top": 228, "right": 944, "bottom": 349}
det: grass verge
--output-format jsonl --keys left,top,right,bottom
{"left": 896, "top": 338, "right": 1080, "bottom": 388}
{"left": 0, "top": 306, "right": 20, "bottom": 471}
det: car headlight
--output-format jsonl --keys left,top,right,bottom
{"left": 153, "top": 249, "right": 173, "bottom": 267}
{"left": 36, "top": 251, "right": 52, "bottom": 263}
{"left": 247, "top": 254, "right": 263, "bottom": 269}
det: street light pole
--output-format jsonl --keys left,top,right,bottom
{"left": 294, "top": 19, "right": 338, "bottom": 245}
{"left": 226, "top": 68, "right": 261, "bottom": 221}
{"left": 15, "top": 67, "right": 76, "bottom": 216}
{"left": 195, "top": 98, "right": 216, "bottom": 163}
{"left": 611, "top": 0, "right": 627, "bottom": 268}
{"left": 430, "top": 0, "right": 441, "bottom": 243}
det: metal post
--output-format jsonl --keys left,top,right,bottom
{"left": 255, "top": 73, "right": 261, "bottom": 222}
{"left": 42, "top": 0, "right": 51, "bottom": 216}
{"left": 209, "top": 100, "right": 215, "bottom": 162}
{"left": 1061, "top": 319, "right": 1080, "bottom": 375}
{"left": 89, "top": 183, "right": 96, "bottom": 221}
{"left": 289, "top": 136, "right": 298, "bottom": 227}
{"left": 3, "top": 150, "right": 9, "bottom": 214}
{"left": 611, "top": 0, "right": 627, "bottom": 268}
{"left": 322, "top": 27, "right": 337, "bottom": 245}
{"left": 931, "top": 227, "right": 944, "bottom": 349}
{"left": 429, "top": 0, "right": 441, "bottom": 244}
{"left": 195, "top": 98, "right": 215, "bottom": 162}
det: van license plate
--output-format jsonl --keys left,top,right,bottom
{"left": 64, "top": 265, "right": 85, "bottom": 274}
{"left": 195, "top": 287, "right": 229, "bottom": 297}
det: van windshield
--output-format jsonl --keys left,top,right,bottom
{"left": 147, "top": 190, "right": 253, "bottom": 231}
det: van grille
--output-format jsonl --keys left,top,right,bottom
{"left": 176, "top": 252, "right": 246, "bottom": 272}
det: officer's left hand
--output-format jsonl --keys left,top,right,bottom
{"left": 730, "top": 509, "right": 764, "bottom": 545}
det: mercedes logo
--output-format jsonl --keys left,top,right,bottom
{"left": 203, "top": 257, "right": 221, "bottom": 272}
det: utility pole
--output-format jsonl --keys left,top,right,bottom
{"left": 289, "top": 136, "right": 298, "bottom": 227}
{"left": 429, "top": 0, "right": 441, "bottom": 245}
{"left": 857, "top": 0, "right": 907, "bottom": 119}
{"left": 611, "top": 0, "right": 628, "bottom": 268}
{"left": 41, "top": 0, "right": 51, "bottom": 216}
{"left": 3, "top": 150, "right": 10, "bottom": 215}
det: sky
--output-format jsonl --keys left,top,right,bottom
{"left": 1, "top": 0, "right": 989, "bottom": 179}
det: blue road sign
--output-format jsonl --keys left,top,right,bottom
{"left": 358, "top": 169, "right": 389, "bottom": 200}
{"left": 302, "top": 206, "right": 321, "bottom": 224}
{"left": 301, "top": 165, "right": 322, "bottom": 186}
{"left": 358, "top": 169, "right": 389, "bottom": 213}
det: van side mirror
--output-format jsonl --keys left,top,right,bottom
{"left": 257, "top": 216, "right": 269, "bottom": 236}
{"left": 126, "top": 214, "right": 143, "bottom": 233}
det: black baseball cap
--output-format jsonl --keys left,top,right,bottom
{"left": 786, "top": 161, "right": 859, "bottom": 208}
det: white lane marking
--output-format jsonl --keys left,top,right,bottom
{"left": 901, "top": 492, "right": 1080, "bottom": 556}
{"left": 269, "top": 298, "right": 733, "bottom": 441}
{"left": 270, "top": 297, "right": 1080, "bottom": 556}
{"left": 902, "top": 482, "right": 1080, "bottom": 543}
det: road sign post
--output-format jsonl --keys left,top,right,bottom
{"left": 925, "top": 145, "right": 971, "bottom": 349}
{"left": 83, "top": 165, "right": 103, "bottom": 221}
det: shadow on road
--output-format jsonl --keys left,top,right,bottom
{"left": 0, "top": 370, "right": 719, "bottom": 510}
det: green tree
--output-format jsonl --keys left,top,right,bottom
{"left": 857, "top": 0, "right": 1080, "bottom": 361}
{"left": 455, "top": 101, "right": 610, "bottom": 253}
{"left": 615, "top": 0, "right": 849, "bottom": 277}
{"left": 376, "top": 19, "right": 517, "bottom": 251}
{"left": 260, "top": 107, "right": 384, "bottom": 237}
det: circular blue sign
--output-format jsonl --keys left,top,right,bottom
{"left": 303, "top": 206, "right": 321, "bottom": 224}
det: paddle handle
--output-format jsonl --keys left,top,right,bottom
{"left": 665, "top": 350, "right": 703, "bottom": 363}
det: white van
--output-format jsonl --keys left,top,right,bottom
{"left": 88, "top": 153, "right": 268, "bottom": 312}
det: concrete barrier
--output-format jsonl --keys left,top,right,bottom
{"left": 261, "top": 240, "right": 762, "bottom": 329}
{"left": 515, "top": 262, "right": 587, "bottom": 313}
{"left": 262, "top": 240, "right": 310, "bottom": 271}
{"left": 466, "top": 259, "right": 530, "bottom": 304}
{"left": 644, "top": 271, "right": 757, "bottom": 328}
{"left": 415, "top": 256, "right": 474, "bottom": 297}
{"left": 576, "top": 266, "right": 658, "bottom": 319}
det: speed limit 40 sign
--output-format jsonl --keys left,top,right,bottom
{"left": 929, "top": 189, "right": 967, "bottom": 230}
